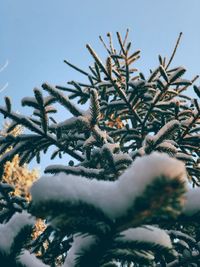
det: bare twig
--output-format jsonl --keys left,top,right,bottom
{"left": 166, "top": 32, "right": 183, "bottom": 70}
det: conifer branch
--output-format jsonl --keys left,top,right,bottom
{"left": 166, "top": 32, "right": 183, "bottom": 70}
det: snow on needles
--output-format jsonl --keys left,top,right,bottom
{"left": 63, "top": 234, "right": 97, "bottom": 267}
{"left": 30, "top": 152, "right": 187, "bottom": 221}
{"left": 115, "top": 225, "right": 172, "bottom": 249}
{"left": 183, "top": 187, "right": 200, "bottom": 216}
{"left": 18, "top": 250, "right": 50, "bottom": 267}
{"left": 0, "top": 211, "right": 35, "bottom": 255}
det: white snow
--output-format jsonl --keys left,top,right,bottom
{"left": 181, "top": 117, "right": 193, "bottom": 127}
{"left": 45, "top": 165, "right": 104, "bottom": 179}
{"left": 169, "top": 67, "right": 186, "bottom": 82}
{"left": 18, "top": 250, "right": 49, "bottom": 267}
{"left": 0, "top": 211, "right": 35, "bottom": 255}
{"left": 31, "top": 152, "right": 187, "bottom": 222}
{"left": 109, "top": 99, "right": 125, "bottom": 106}
{"left": 171, "top": 78, "right": 191, "bottom": 85}
{"left": 103, "top": 142, "right": 120, "bottom": 152}
{"left": 128, "top": 80, "right": 145, "bottom": 88}
{"left": 156, "top": 141, "right": 178, "bottom": 153}
{"left": 156, "top": 99, "right": 177, "bottom": 107}
{"left": 55, "top": 117, "right": 79, "bottom": 129}
{"left": 153, "top": 120, "right": 180, "bottom": 144}
{"left": 96, "top": 81, "right": 112, "bottom": 86}
{"left": 183, "top": 187, "right": 200, "bottom": 216}
{"left": 83, "top": 135, "right": 96, "bottom": 148}
{"left": 22, "top": 96, "right": 38, "bottom": 104}
{"left": 113, "top": 152, "right": 133, "bottom": 163}
{"left": 63, "top": 234, "right": 97, "bottom": 267}
{"left": 115, "top": 225, "right": 172, "bottom": 249}
{"left": 176, "top": 152, "right": 194, "bottom": 162}
{"left": 93, "top": 125, "right": 108, "bottom": 140}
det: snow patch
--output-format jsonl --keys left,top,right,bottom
{"left": 115, "top": 225, "right": 172, "bottom": 249}
{"left": 18, "top": 250, "right": 49, "bottom": 267}
{"left": 31, "top": 152, "right": 187, "bottom": 221}
{"left": 0, "top": 211, "right": 35, "bottom": 255}
{"left": 183, "top": 187, "right": 200, "bottom": 216}
{"left": 63, "top": 234, "right": 97, "bottom": 267}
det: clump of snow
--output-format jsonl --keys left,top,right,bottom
{"left": 0, "top": 211, "right": 35, "bottom": 255}
{"left": 183, "top": 187, "right": 200, "bottom": 216}
{"left": 145, "top": 120, "right": 180, "bottom": 146}
{"left": 63, "top": 234, "right": 97, "bottom": 267}
{"left": 31, "top": 152, "right": 187, "bottom": 221}
{"left": 18, "top": 250, "right": 49, "bottom": 267}
{"left": 115, "top": 225, "right": 172, "bottom": 249}
{"left": 156, "top": 141, "right": 178, "bottom": 153}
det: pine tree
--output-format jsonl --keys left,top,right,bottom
{"left": 0, "top": 30, "right": 200, "bottom": 267}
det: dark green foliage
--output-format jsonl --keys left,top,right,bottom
{"left": 0, "top": 182, "right": 27, "bottom": 223}
{"left": 4, "top": 96, "right": 12, "bottom": 114}
{"left": 0, "top": 252, "right": 20, "bottom": 267}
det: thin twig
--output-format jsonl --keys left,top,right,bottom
{"left": 122, "top": 28, "right": 130, "bottom": 47}
{"left": 117, "top": 32, "right": 126, "bottom": 55}
{"left": 64, "top": 60, "right": 97, "bottom": 81}
{"left": 107, "top": 32, "right": 114, "bottom": 54}
{"left": 178, "top": 75, "right": 199, "bottom": 93}
{"left": 166, "top": 32, "right": 183, "bottom": 70}
{"left": 99, "top": 35, "right": 111, "bottom": 54}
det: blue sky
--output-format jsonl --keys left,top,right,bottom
{"left": 0, "top": 0, "right": 200, "bottom": 170}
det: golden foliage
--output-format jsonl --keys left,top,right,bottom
{"left": 2, "top": 154, "right": 38, "bottom": 200}
{"left": 32, "top": 219, "right": 47, "bottom": 240}
{"left": 105, "top": 114, "right": 125, "bottom": 129}
{"left": 0, "top": 121, "right": 38, "bottom": 200}
{"left": 0, "top": 120, "right": 23, "bottom": 137}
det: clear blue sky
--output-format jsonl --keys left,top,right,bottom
{"left": 0, "top": 0, "right": 200, "bottom": 170}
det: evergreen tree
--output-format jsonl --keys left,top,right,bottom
{"left": 0, "top": 30, "right": 200, "bottom": 267}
